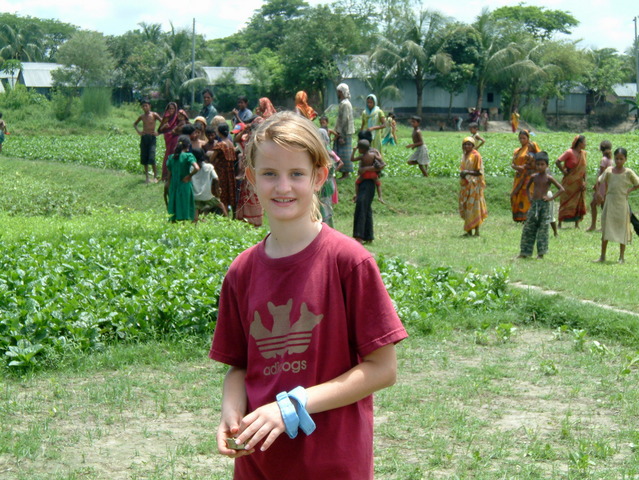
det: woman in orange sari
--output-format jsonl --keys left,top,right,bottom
{"left": 510, "top": 130, "right": 540, "bottom": 222}
{"left": 459, "top": 137, "right": 488, "bottom": 236}
{"left": 556, "top": 135, "right": 587, "bottom": 228}
{"left": 295, "top": 91, "right": 317, "bottom": 120}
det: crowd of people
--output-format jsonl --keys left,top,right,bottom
{"left": 460, "top": 127, "right": 639, "bottom": 263}
{"left": 134, "top": 87, "right": 639, "bottom": 263}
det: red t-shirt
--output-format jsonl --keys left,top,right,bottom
{"left": 210, "top": 225, "right": 407, "bottom": 480}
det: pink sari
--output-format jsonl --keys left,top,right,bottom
{"left": 159, "top": 102, "right": 179, "bottom": 181}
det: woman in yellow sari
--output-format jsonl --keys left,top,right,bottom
{"left": 556, "top": 135, "right": 588, "bottom": 228}
{"left": 510, "top": 130, "right": 540, "bottom": 222}
{"left": 459, "top": 137, "right": 488, "bottom": 236}
{"left": 360, "top": 94, "right": 385, "bottom": 151}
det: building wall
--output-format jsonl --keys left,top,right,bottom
{"left": 325, "top": 79, "right": 501, "bottom": 115}
{"left": 544, "top": 94, "right": 587, "bottom": 115}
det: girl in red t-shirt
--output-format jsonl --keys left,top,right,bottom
{"left": 210, "top": 111, "right": 407, "bottom": 479}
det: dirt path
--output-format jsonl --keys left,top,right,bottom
{"left": 511, "top": 281, "right": 639, "bottom": 318}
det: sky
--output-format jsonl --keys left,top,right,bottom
{"left": 0, "top": 0, "right": 637, "bottom": 54}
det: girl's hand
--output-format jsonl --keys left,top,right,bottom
{"left": 234, "top": 402, "right": 286, "bottom": 452}
{"left": 217, "top": 416, "right": 255, "bottom": 458}
{"left": 182, "top": 175, "right": 191, "bottom": 183}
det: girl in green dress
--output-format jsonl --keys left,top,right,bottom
{"left": 167, "top": 135, "right": 200, "bottom": 223}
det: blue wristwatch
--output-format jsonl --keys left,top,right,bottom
{"left": 287, "top": 386, "right": 316, "bottom": 435}
{"left": 276, "top": 391, "right": 300, "bottom": 438}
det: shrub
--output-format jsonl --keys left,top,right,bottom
{"left": 81, "top": 87, "right": 112, "bottom": 117}
{"left": 520, "top": 104, "right": 547, "bottom": 130}
{"left": 51, "top": 89, "right": 80, "bottom": 121}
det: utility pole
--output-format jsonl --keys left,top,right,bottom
{"left": 191, "top": 18, "right": 196, "bottom": 107}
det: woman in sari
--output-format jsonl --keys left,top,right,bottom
{"left": 157, "top": 102, "right": 179, "bottom": 181}
{"left": 294, "top": 91, "right": 317, "bottom": 121}
{"left": 459, "top": 137, "right": 488, "bottom": 236}
{"left": 556, "top": 135, "right": 588, "bottom": 228}
{"left": 360, "top": 94, "right": 385, "bottom": 152}
{"left": 256, "top": 97, "right": 277, "bottom": 119}
{"left": 510, "top": 130, "right": 540, "bottom": 222}
{"left": 210, "top": 123, "right": 237, "bottom": 215}
{"left": 235, "top": 117, "right": 264, "bottom": 226}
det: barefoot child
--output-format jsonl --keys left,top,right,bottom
{"left": 351, "top": 139, "right": 385, "bottom": 203}
{"left": 595, "top": 147, "right": 639, "bottom": 264}
{"left": 166, "top": 135, "right": 199, "bottom": 222}
{"left": 381, "top": 113, "right": 397, "bottom": 146}
{"left": 133, "top": 100, "right": 162, "bottom": 183}
{"left": 210, "top": 111, "right": 407, "bottom": 479}
{"left": 468, "top": 122, "right": 486, "bottom": 149}
{"left": 0, "top": 112, "right": 8, "bottom": 154}
{"left": 406, "top": 115, "right": 429, "bottom": 176}
{"left": 586, "top": 140, "right": 613, "bottom": 232}
{"left": 518, "top": 152, "right": 565, "bottom": 259}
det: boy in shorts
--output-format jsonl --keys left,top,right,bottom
{"left": 518, "top": 152, "right": 565, "bottom": 259}
{"left": 134, "top": 100, "right": 162, "bottom": 183}
{"left": 406, "top": 115, "right": 429, "bottom": 176}
{"left": 351, "top": 139, "right": 385, "bottom": 203}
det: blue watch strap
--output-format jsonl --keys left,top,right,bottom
{"left": 288, "top": 386, "right": 316, "bottom": 435}
{"left": 276, "top": 391, "right": 299, "bottom": 438}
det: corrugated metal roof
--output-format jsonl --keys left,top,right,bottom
{"left": 613, "top": 83, "right": 637, "bottom": 98}
{"left": 202, "top": 67, "right": 252, "bottom": 85}
{"left": 20, "top": 62, "right": 64, "bottom": 88}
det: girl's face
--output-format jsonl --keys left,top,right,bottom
{"left": 167, "top": 105, "right": 176, "bottom": 116}
{"left": 319, "top": 118, "right": 328, "bottom": 128}
{"left": 246, "top": 141, "right": 327, "bottom": 224}
{"left": 519, "top": 133, "right": 529, "bottom": 146}
{"left": 462, "top": 142, "right": 474, "bottom": 154}
{"left": 614, "top": 152, "right": 627, "bottom": 168}
{"left": 603, "top": 147, "right": 612, "bottom": 158}
{"left": 367, "top": 98, "right": 375, "bottom": 110}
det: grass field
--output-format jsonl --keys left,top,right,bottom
{"left": 1, "top": 125, "right": 639, "bottom": 479}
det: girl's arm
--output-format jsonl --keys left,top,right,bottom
{"left": 216, "top": 366, "right": 254, "bottom": 458}
{"left": 233, "top": 344, "right": 397, "bottom": 453}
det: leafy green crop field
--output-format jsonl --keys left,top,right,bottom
{"left": 3, "top": 128, "right": 638, "bottom": 178}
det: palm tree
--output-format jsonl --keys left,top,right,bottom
{"left": 0, "top": 24, "right": 44, "bottom": 61}
{"left": 372, "top": 10, "right": 452, "bottom": 116}
{"left": 469, "top": 9, "right": 522, "bottom": 111}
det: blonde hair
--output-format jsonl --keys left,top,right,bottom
{"left": 245, "top": 111, "right": 330, "bottom": 222}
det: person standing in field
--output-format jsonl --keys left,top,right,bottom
{"left": 406, "top": 115, "right": 429, "bottom": 177}
{"left": 233, "top": 96, "right": 253, "bottom": 126}
{"left": 210, "top": 111, "right": 407, "bottom": 480}
{"left": 510, "top": 130, "right": 540, "bottom": 222}
{"left": 210, "top": 123, "right": 238, "bottom": 216}
{"left": 595, "top": 147, "right": 639, "bottom": 264}
{"left": 510, "top": 108, "right": 520, "bottom": 133}
{"left": 0, "top": 112, "right": 8, "bottom": 154}
{"left": 468, "top": 122, "right": 485, "bottom": 150}
{"left": 166, "top": 135, "right": 199, "bottom": 223}
{"left": 334, "top": 83, "right": 355, "bottom": 179}
{"left": 381, "top": 113, "right": 397, "bottom": 147}
{"left": 556, "top": 135, "right": 588, "bottom": 228}
{"left": 133, "top": 100, "right": 162, "bottom": 183}
{"left": 459, "top": 137, "right": 487, "bottom": 236}
{"left": 200, "top": 89, "right": 218, "bottom": 125}
{"left": 294, "top": 91, "right": 317, "bottom": 121}
{"left": 360, "top": 94, "right": 385, "bottom": 152}
{"left": 158, "top": 102, "right": 180, "bottom": 182}
{"left": 586, "top": 140, "right": 614, "bottom": 232}
{"left": 517, "top": 152, "right": 565, "bottom": 259}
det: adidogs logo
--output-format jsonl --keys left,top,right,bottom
{"left": 250, "top": 299, "right": 323, "bottom": 375}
